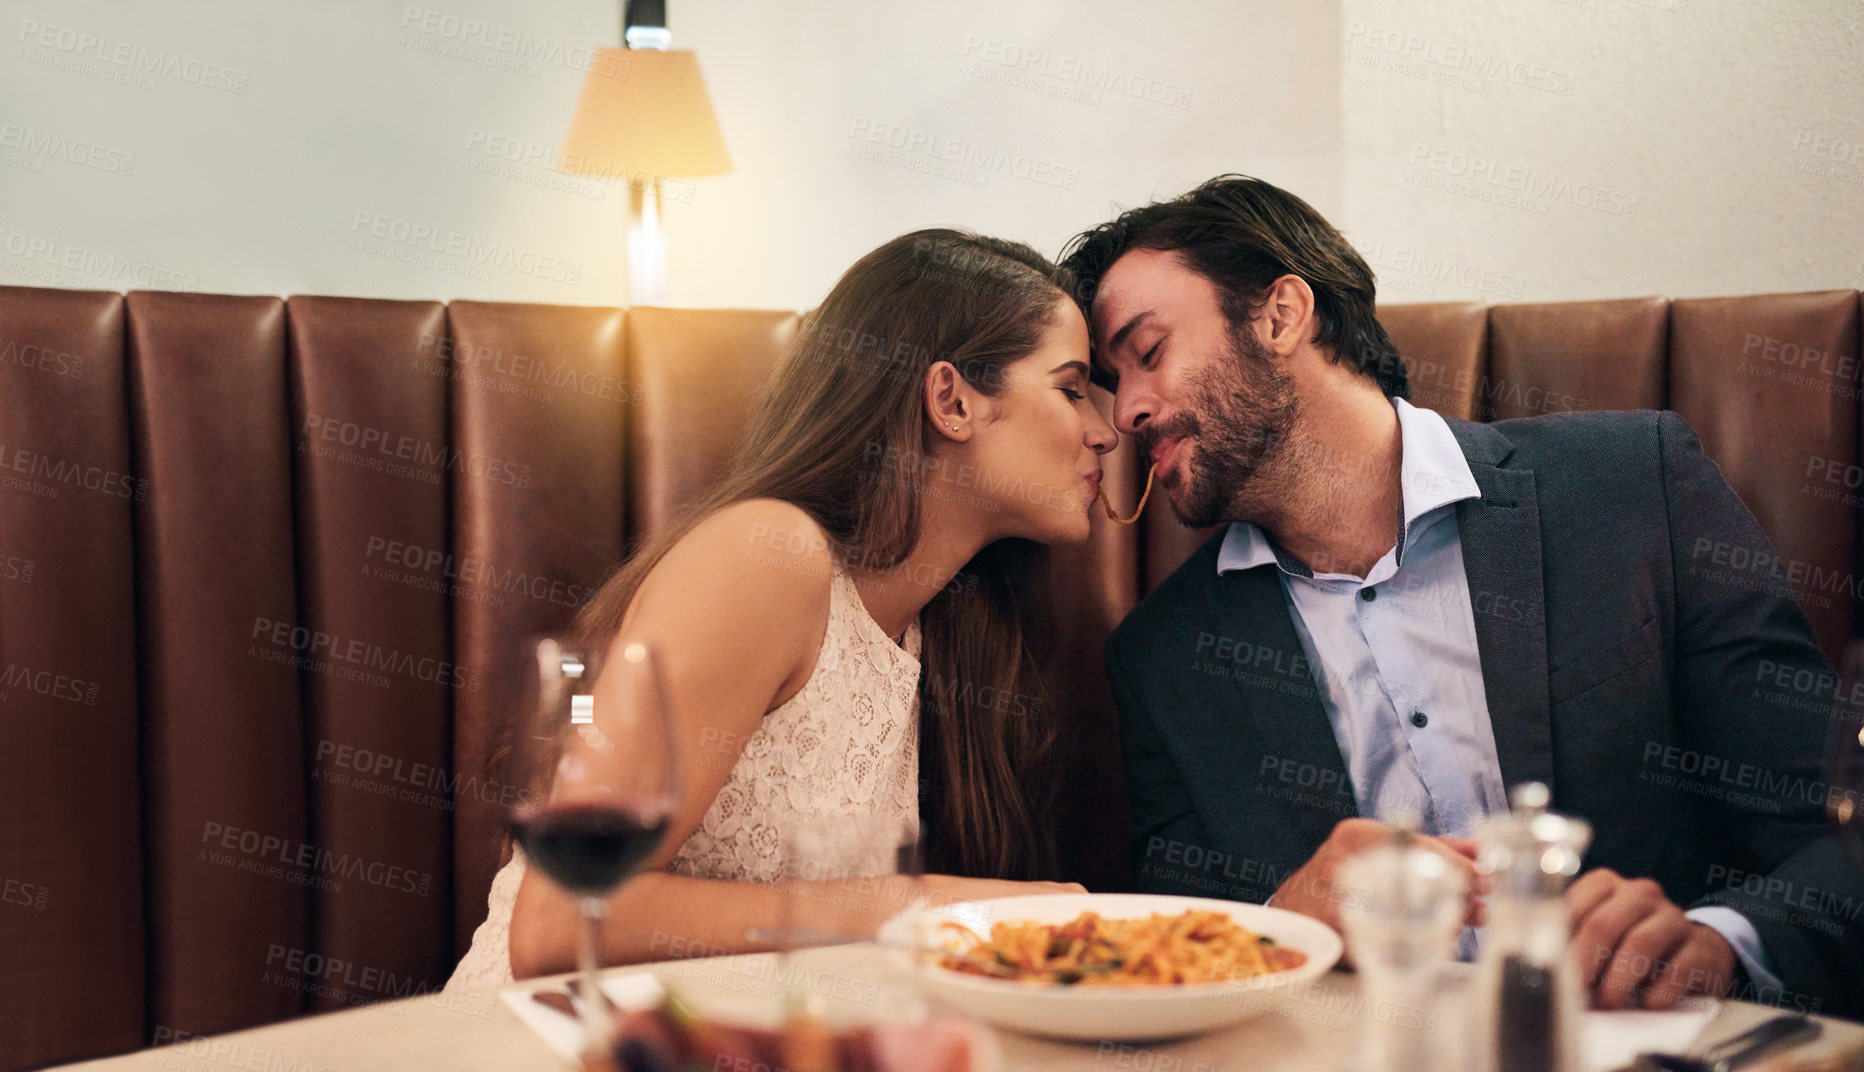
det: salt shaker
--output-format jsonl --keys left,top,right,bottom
{"left": 1337, "top": 814, "right": 1468, "bottom": 1072}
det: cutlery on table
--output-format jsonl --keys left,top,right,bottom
{"left": 530, "top": 989, "right": 577, "bottom": 1019}
{"left": 530, "top": 977, "right": 618, "bottom": 1020}
{"left": 1628, "top": 1014, "right": 1821, "bottom": 1072}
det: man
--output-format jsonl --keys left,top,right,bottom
{"left": 1061, "top": 175, "right": 1862, "bottom": 1017}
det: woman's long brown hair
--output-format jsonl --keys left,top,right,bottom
{"left": 573, "top": 229, "right": 1071, "bottom": 880}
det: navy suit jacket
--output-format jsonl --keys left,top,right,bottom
{"left": 1107, "top": 409, "right": 1863, "bottom": 1018}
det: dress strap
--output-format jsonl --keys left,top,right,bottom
{"left": 830, "top": 562, "right": 922, "bottom": 665}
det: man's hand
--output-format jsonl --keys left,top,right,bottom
{"left": 1269, "top": 818, "right": 1489, "bottom": 938}
{"left": 1567, "top": 868, "right": 1738, "bottom": 1009}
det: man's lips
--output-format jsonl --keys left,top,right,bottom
{"left": 1149, "top": 436, "right": 1185, "bottom": 477}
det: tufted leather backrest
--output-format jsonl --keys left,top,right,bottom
{"left": 0, "top": 287, "right": 144, "bottom": 1067}
{"left": 1487, "top": 297, "right": 1669, "bottom": 420}
{"left": 0, "top": 283, "right": 1858, "bottom": 1070}
{"left": 286, "top": 296, "right": 454, "bottom": 1012}
{"left": 443, "top": 301, "right": 630, "bottom": 956}
{"left": 1668, "top": 292, "right": 1861, "bottom": 659}
{"left": 623, "top": 307, "right": 798, "bottom": 545}
{"left": 1381, "top": 300, "right": 1488, "bottom": 421}
{"left": 129, "top": 292, "right": 306, "bottom": 1038}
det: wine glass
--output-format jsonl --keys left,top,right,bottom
{"left": 777, "top": 815, "right": 926, "bottom": 1022}
{"left": 510, "top": 636, "right": 678, "bottom": 1053}
{"left": 1337, "top": 823, "right": 1469, "bottom": 1072}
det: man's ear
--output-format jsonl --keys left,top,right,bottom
{"left": 924, "top": 360, "right": 971, "bottom": 440}
{"left": 1262, "top": 275, "right": 1317, "bottom": 357}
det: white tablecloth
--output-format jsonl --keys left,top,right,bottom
{"left": 53, "top": 945, "right": 1864, "bottom": 1072}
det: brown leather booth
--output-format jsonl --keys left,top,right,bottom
{"left": 0, "top": 284, "right": 1858, "bottom": 1070}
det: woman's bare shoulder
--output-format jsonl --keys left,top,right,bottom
{"left": 663, "top": 498, "right": 836, "bottom": 582}
{"left": 628, "top": 498, "right": 837, "bottom": 674}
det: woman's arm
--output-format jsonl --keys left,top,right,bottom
{"left": 512, "top": 866, "right": 1065, "bottom": 977}
{"left": 506, "top": 499, "right": 1078, "bottom": 978}
{"left": 509, "top": 497, "right": 827, "bottom": 977}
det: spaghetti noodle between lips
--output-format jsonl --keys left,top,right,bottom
{"left": 1099, "top": 465, "right": 1155, "bottom": 525}
{"left": 935, "top": 909, "right": 1307, "bottom": 987}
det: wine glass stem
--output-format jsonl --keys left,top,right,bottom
{"left": 577, "top": 895, "right": 609, "bottom": 1053}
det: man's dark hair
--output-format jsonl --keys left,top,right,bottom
{"left": 1059, "top": 174, "right": 1409, "bottom": 398}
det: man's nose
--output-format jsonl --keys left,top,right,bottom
{"left": 1112, "top": 387, "right": 1152, "bottom": 436}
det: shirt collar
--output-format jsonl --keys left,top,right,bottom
{"left": 1216, "top": 396, "right": 1482, "bottom": 577}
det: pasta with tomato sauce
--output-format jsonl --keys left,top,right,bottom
{"left": 935, "top": 909, "right": 1307, "bottom": 986}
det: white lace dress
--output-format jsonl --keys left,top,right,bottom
{"left": 445, "top": 563, "right": 923, "bottom": 990}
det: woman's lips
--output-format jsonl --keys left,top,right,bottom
{"left": 1084, "top": 471, "right": 1102, "bottom": 501}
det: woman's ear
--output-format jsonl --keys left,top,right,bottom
{"left": 924, "top": 360, "right": 971, "bottom": 441}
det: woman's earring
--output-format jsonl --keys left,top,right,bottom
{"left": 949, "top": 424, "right": 959, "bottom": 431}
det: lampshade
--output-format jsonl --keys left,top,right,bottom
{"left": 558, "top": 48, "right": 731, "bottom": 180}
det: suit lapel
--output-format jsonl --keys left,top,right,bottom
{"left": 1448, "top": 420, "right": 1556, "bottom": 793}
{"left": 1206, "top": 564, "right": 1354, "bottom": 859}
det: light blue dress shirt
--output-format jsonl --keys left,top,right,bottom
{"left": 1217, "top": 397, "right": 1778, "bottom": 988}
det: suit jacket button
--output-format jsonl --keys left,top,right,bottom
{"left": 1411, "top": 711, "right": 1429, "bottom": 728}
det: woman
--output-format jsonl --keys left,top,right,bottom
{"left": 448, "top": 229, "right": 1117, "bottom": 987}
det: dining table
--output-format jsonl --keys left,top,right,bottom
{"left": 52, "top": 942, "right": 1864, "bottom": 1072}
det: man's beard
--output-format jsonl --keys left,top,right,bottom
{"left": 1143, "top": 326, "right": 1299, "bottom": 529}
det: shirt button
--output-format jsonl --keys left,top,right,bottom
{"left": 1411, "top": 711, "right": 1429, "bottom": 728}
{"left": 1360, "top": 588, "right": 1376, "bottom": 602}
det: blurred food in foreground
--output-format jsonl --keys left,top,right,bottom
{"left": 608, "top": 991, "right": 994, "bottom": 1072}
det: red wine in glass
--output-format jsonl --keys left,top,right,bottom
{"left": 517, "top": 637, "right": 678, "bottom": 1056}
{"left": 511, "top": 803, "right": 668, "bottom": 896}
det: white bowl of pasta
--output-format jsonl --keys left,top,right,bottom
{"left": 877, "top": 893, "right": 1342, "bottom": 1041}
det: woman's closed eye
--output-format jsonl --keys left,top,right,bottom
{"left": 1059, "top": 386, "right": 1087, "bottom": 402}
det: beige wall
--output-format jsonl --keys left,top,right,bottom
{"left": 3, "top": 1, "right": 1854, "bottom": 309}
{"left": 1339, "top": 0, "right": 1864, "bottom": 304}
{"left": 0, "top": 0, "right": 1340, "bottom": 310}
{"left": 661, "top": 0, "right": 1341, "bottom": 309}
{"left": 1, "top": 1, "right": 626, "bottom": 303}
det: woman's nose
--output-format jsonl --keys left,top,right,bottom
{"left": 1086, "top": 408, "right": 1119, "bottom": 455}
